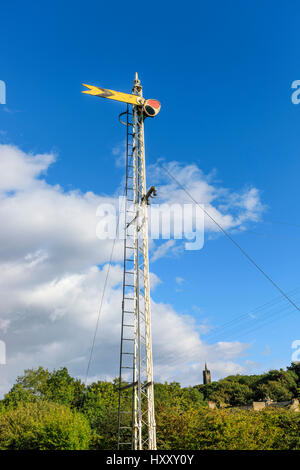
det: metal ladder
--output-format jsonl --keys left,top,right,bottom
{"left": 117, "top": 105, "right": 137, "bottom": 449}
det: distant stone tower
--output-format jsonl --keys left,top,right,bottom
{"left": 203, "top": 363, "right": 211, "bottom": 385}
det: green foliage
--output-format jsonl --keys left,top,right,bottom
{"left": 287, "top": 362, "right": 300, "bottom": 383}
{"left": 0, "top": 401, "right": 91, "bottom": 450}
{"left": 196, "top": 368, "right": 299, "bottom": 406}
{"left": 2, "top": 363, "right": 300, "bottom": 450}
{"left": 4, "top": 367, "right": 84, "bottom": 408}
{"left": 210, "top": 381, "right": 252, "bottom": 406}
{"left": 254, "top": 369, "right": 297, "bottom": 402}
{"left": 157, "top": 407, "right": 300, "bottom": 450}
{"left": 155, "top": 382, "right": 205, "bottom": 412}
{"left": 81, "top": 380, "right": 120, "bottom": 449}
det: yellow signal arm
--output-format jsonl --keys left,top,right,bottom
{"left": 82, "top": 84, "right": 145, "bottom": 106}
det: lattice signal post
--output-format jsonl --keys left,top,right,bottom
{"left": 82, "top": 74, "right": 161, "bottom": 450}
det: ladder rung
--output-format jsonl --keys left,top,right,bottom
{"left": 124, "top": 296, "right": 134, "bottom": 300}
{"left": 121, "top": 366, "right": 134, "bottom": 369}
{"left": 123, "top": 338, "right": 134, "bottom": 341}
{"left": 123, "top": 324, "right": 134, "bottom": 327}
{"left": 122, "top": 352, "right": 134, "bottom": 355}
{"left": 124, "top": 284, "right": 135, "bottom": 287}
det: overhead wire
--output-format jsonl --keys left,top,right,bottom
{"left": 155, "top": 160, "right": 300, "bottom": 315}
{"left": 160, "top": 296, "right": 300, "bottom": 370}
{"left": 144, "top": 160, "right": 300, "bottom": 371}
{"left": 80, "top": 161, "right": 300, "bottom": 389}
{"left": 80, "top": 188, "right": 125, "bottom": 404}
{"left": 204, "top": 285, "right": 300, "bottom": 341}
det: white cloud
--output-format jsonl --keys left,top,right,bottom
{"left": 0, "top": 144, "right": 258, "bottom": 395}
{"left": 149, "top": 161, "right": 265, "bottom": 233}
{"left": 151, "top": 301, "right": 249, "bottom": 384}
{"left": 0, "top": 144, "right": 55, "bottom": 192}
{"left": 151, "top": 240, "right": 178, "bottom": 262}
{"left": 112, "top": 141, "right": 126, "bottom": 168}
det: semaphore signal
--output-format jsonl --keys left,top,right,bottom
{"left": 82, "top": 73, "right": 160, "bottom": 450}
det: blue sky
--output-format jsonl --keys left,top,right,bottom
{"left": 0, "top": 0, "right": 300, "bottom": 390}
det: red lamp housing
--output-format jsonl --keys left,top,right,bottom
{"left": 143, "top": 99, "right": 161, "bottom": 117}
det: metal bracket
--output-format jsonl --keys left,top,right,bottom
{"left": 119, "top": 381, "right": 138, "bottom": 391}
{"left": 142, "top": 186, "right": 157, "bottom": 205}
{"left": 119, "top": 109, "right": 132, "bottom": 126}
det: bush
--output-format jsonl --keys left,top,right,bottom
{"left": 3, "top": 367, "right": 84, "bottom": 408}
{"left": 156, "top": 406, "right": 300, "bottom": 450}
{"left": 0, "top": 401, "right": 91, "bottom": 450}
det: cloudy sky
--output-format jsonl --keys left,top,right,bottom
{"left": 0, "top": 1, "right": 300, "bottom": 395}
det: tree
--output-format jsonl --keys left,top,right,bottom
{"left": 4, "top": 367, "right": 84, "bottom": 408}
{"left": 155, "top": 382, "right": 205, "bottom": 412}
{"left": 2, "top": 364, "right": 300, "bottom": 450}
{"left": 254, "top": 369, "right": 297, "bottom": 402}
{"left": 0, "top": 401, "right": 91, "bottom": 450}
{"left": 210, "top": 381, "right": 253, "bottom": 406}
{"left": 81, "top": 380, "right": 120, "bottom": 449}
{"left": 287, "top": 362, "right": 300, "bottom": 384}
{"left": 196, "top": 378, "right": 253, "bottom": 406}
{"left": 45, "top": 367, "right": 84, "bottom": 406}
{"left": 157, "top": 406, "right": 300, "bottom": 450}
